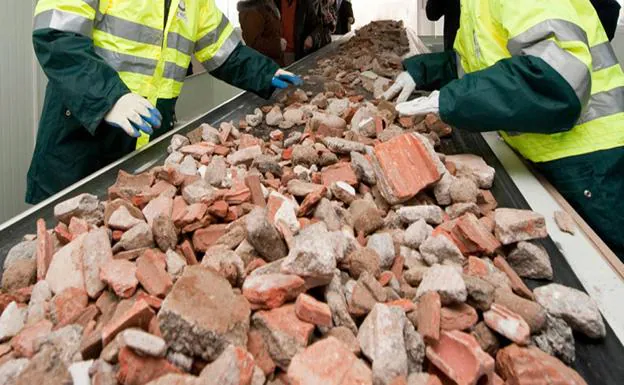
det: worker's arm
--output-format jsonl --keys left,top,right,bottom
{"left": 403, "top": 51, "right": 458, "bottom": 91}
{"left": 439, "top": 0, "right": 591, "bottom": 134}
{"left": 195, "top": 5, "right": 278, "bottom": 99}
{"left": 32, "top": 2, "right": 130, "bottom": 134}
{"left": 239, "top": 11, "right": 282, "bottom": 61}
{"left": 590, "top": 0, "right": 621, "bottom": 41}
{"left": 426, "top": 0, "right": 447, "bottom": 21}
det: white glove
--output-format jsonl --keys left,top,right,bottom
{"left": 280, "top": 38, "right": 288, "bottom": 52}
{"left": 382, "top": 71, "right": 417, "bottom": 103}
{"left": 104, "top": 93, "right": 162, "bottom": 138}
{"left": 396, "top": 91, "right": 440, "bottom": 116}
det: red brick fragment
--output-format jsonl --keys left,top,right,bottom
{"left": 136, "top": 291, "right": 163, "bottom": 310}
{"left": 294, "top": 293, "right": 332, "bottom": 327}
{"left": 112, "top": 230, "right": 124, "bottom": 242}
{"left": 287, "top": 337, "right": 372, "bottom": 385}
{"left": 180, "top": 143, "right": 214, "bottom": 158}
{"left": 477, "top": 190, "right": 497, "bottom": 213}
{"left": 391, "top": 254, "right": 405, "bottom": 281}
{"left": 0, "top": 294, "right": 18, "bottom": 313}
{"left": 483, "top": 304, "right": 531, "bottom": 345}
{"left": 102, "top": 299, "right": 155, "bottom": 345}
{"left": 386, "top": 299, "right": 417, "bottom": 313}
{"left": 440, "top": 304, "right": 478, "bottom": 331}
{"left": 208, "top": 200, "right": 229, "bottom": 218}
{"left": 378, "top": 271, "right": 394, "bottom": 286}
{"left": 224, "top": 187, "right": 251, "bottom": 206}
{"left": 54, "top": 222, "right": 74, "bottom": 244}
{"left": 175, "top": 203, "right": 208, "bottom": 227}
{"left": 117, "top": 346, "right": 181, "bottom": 385}
{"left": 245, "top": 174, "right": 266, "bottom": 207}
{"left": 463, "top": 256, "right": 489, "bottom": 278}
{"left": 178, "top": 239, "right": 198, "bottom": 265}
{"left": 11, "top": 319, "right": 53, "bottom": 358}
{"left": 418, "top": 291, "right": 441, "bottom": 344}
{"left": 496, "top": 344, "right": 587, "bottom": 385}
{"left": 398, "top": 116, "right": 415, "bottom": 129}
{"left": 321, "top": 162, "right": 358, "bottom": 187}
{"left": 52, "top": 287, "right": 88, "bottom": 327}
{"left": 493, "top": 256, "right": 534, "bottom": 300}
{"left": 248, "top": 329, "right": 276, "bottom": 376}
{"left": 100, "top": 260, "right": 139, "bottom": 298}
{"left": 36, "top": 218, "right": 54, "bottom": 281}
{"left": 192, "top": 224, "right": 227, "bottom": 253}
{"left": 72, "top": 304, "right": 100, "bottom": 328}
{"left": 297, "top": 186, "right": 327, "bottom": 217}
{"left": 68, "top": 217, "right": 90, "bottom": 236}
{"left": 136, "top": 254, "right": 173, "bottom": 298}
{"left": 372, "top": 133, "right": 443, "bottom": 204}
{"left": 213, "top": 145, "right": 230, "bottom": 156}
{"left": 454, "top": 213, "right": 501, "bottom": 254}
{"left": 244, "top": 258, "right": 266, "bottom": 276}
{"left": 243, "top": 273, "right": 306, "bottom": 309}
{"left": 426, "top": 330, "right": 495, "bottom": 385}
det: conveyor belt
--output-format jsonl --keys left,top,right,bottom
{"left": 0, "top": 38, "right": 622, "bottom": 384}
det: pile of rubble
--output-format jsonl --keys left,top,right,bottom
{"left": 0, "top": 21, "right": 605, "bottom": 385}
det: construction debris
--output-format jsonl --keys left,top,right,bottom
{"left": 0, "top": 20, "right": 602, "bottom": 385}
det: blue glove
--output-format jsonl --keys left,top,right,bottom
{"left": 104, "top": 93, "right": 162, "bottom": 137}
{"left": 272, "top": 69, "right": 304, "bottom": 89}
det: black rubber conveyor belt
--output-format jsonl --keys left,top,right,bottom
{"left": 0, "top": 37, "right": 622, "bottom": 384}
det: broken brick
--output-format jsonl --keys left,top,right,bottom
{"left": 102, "top": 299, "right": 155, "bottom": 345}
{"left": 51, "top": 287, "right": 88, "bottom": 327}
{"left": 11, "top": 319, "right": 53, "bottom": 358}
{"left": 242, "top": 273, "right": 306, "bottom": 309}
{"left": 248, "top": 328, "right": 276, "bottom": 376}
{"left": 321, "top": 162, "right": 358, "bottom": 187}
{"left": 252, "top": 304, "right": 315, "bottom": 370}
{"left": 192, "top": 224, "right": 228, "bottom": 253}
{"left": 100, "top": 260, "right": 139, "bottom": 299}
{"left": 418, "top": 291, "right": 441, "bottom": 344}
{"left": 136, "top": 254, "right": 173, "bottom": 298}
{"left": 288, "top": 337, "right": 372, "bottom": 385}
{"left": 484, "top": 304, "right": 531, "bottom": 346}
{"left": 426, "top": 330, "right": 494, "bottom": 385}
{"left": 493, "top": 256, "right": 534, "bottom": 300}
{"left": 454, "top": 213, "right": 501, "bottom": 254}
{"left": 294, "top": 293, "right": 332, "bottom": 326}
{"left": 494, "top": 208, "right": 548, "bottom": 245}
{"left": 440, "top": 303, "right": 478, "bottom": 331}
{"left": 117, "top": 346, "right": 181, "bottom": 385}
{"left": 35, "top": 219, "right": 54, "bottom": 281}
{"left": 371, "top": 133, "right": 445, "bottom": 205}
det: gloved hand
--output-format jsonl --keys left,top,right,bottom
{"left": 272, "top": 69, "right": 304, "bottom": 89}
{"left": 396, "top": 90, "right": 440, "bottom": 116}
{"left": 104, "top": 93, "right": 162, "bottom": 138}
{"left": 382, "top": 71, "right": 417, "bottom": 103}
{"left": 280, "top": 38, "right": 288, "bottom": 52}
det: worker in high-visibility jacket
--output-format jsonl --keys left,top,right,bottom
{"left": 384, "top": 0, "right": 624, "bottom": 259}
{"left": 27, "top": 0, "right": 302, "bottom": 205}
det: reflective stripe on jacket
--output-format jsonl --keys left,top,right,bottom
{"left": 34, "top": 0, "right": 240, "bottom": 103}
{"left": 454, "top": 0, "right": 624, "bottom": 162}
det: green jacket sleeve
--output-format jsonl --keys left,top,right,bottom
{"left": 210, "top": 43, "right": 279, "bottom": 99}
{"left": 33, "top": 29, "right": 130, "bottom": 134}
{"left": 439, "top": 55, "right": 581, "bottom": 134}
{"left": 402, "top": 51, "right": 458, "bottom": 91}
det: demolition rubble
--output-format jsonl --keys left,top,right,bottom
{"left": 0, "top": 21, "right": 603, "bottom": 385}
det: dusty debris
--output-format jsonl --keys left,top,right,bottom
{"left": 554, "top": 210, "right": 576, "bottom": 235}
{"left": 0, "top": 20, "right": 597, "bottom": 385}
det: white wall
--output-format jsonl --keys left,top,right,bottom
{"left": 0, "top": 0, "right": 44, "bottom": 222}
